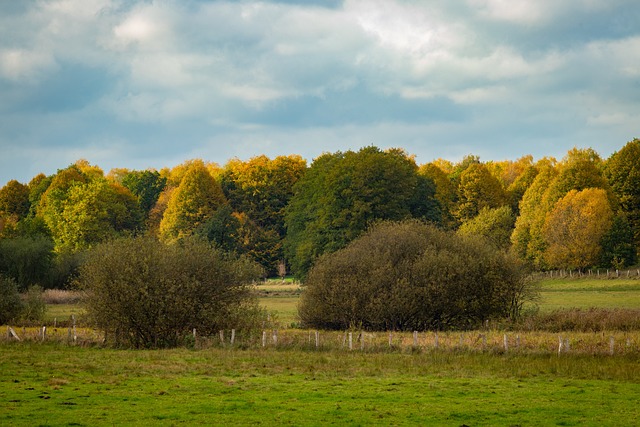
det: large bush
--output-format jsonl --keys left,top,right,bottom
{"left": 76, "top": 236, "right": 264, "bottom": 348}
{"left": 298, "top": 220, "right": 534, "bottom": 331}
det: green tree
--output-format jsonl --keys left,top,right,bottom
{"left": 599, "top": 214, "right": 637, "bottom": 268}
{"left": 121, "top": 170, "right": 167, "bottom": 216}
{"left": 455, "top": 163, "right": 508, "bottom": 222}
{"left": 0, "top": 180, "right": 30, "bottom": 219}
{"left": 285, "top": 147, "right": 440, "bottom": 278}
{"left": 298, "top": 220, "right": 533, "bottom": 331}
{"left": 76, "top": 236, "right": 264, "bottom": 348}
{"left": 0, "top": 236, "right": 54, "bottom": 291}
{"left": 543, "top": 188, "right": 614, "bottom": 270}
{"left": 604, "top": 139, "right": 640, "bottom": 256}
{"left": 0, "top": 275, "right": 23, "bottom": 325}
{"left": 159, "top": 161, "right": 227, "bottom": 242}
{"left": 458, "top": 206, "right": 515, "bottom": 250}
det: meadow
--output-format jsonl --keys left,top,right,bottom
{"left": 2, "top": 275, "right": 640, "bottom": 426}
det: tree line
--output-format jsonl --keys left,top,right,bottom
{"left": 0, "top": 141, "right": 639, "bottom": 291}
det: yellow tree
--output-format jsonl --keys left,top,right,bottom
{"left": 455, "top": 163, "right": 508, "bottom": 222}
{"left": 159, "top": 160, "right": 227, "bottom": 242}
{"left": 543, "top": 188, "right": 613, "bottom": 270}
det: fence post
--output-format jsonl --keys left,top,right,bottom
{"left": 413, "top": 331, "right": 418, "bottom": 347}
{"left": 262, "top": 331, "right": 266, "bottom": 347}
{"left": 219, "top": 330, "right": 225, "bottom": 346}
{"left": 231, "top": 329, "right": 236, "bottom": 345}
{"left": 41, "top": 326, "right": 46, "bottom": 342}
{"left": 610, "top": 336, "right": 615, "bottom": 355}
{"left": 388, "top": 331, "right": 393, "bottom": 347}
{"left": 360, "top": 332, "right": 365, "bottom": 351}
{"left": 558, "top": 336, "right": 563, "bottom": 354}
{"left": 272, "top": 330, "right": 278, "bottom": 346}
{"left": 348, "top": 332, "right": 353, "bottom": 350}
{"left": 434, "top": 332, "right": 439, "bottom": 349}
{"left": 315, "top": 331, "right": 319, "bottom": 349}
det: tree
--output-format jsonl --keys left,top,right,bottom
{"left": 455, "top": 163, "right": 508, "bottom": 222}
{"left": 0, "top": 275, "right": 23, "bottom": 325}
{"left": 418, "top": 163, "right": 456, "bottom": 229}
{"left": 543, "top": 188, "right": 614, "bottom": 270}
{"left": 599, "top": 215, "right": 637, "bottom": 268}
{"left": 159, "top": 161, "right": 227, "bottom": 242}
{"left": 298, "top": 220, "right": 533, "bottom": 331}
{"left": 76, "top": 236, "right": 264, "bottom": 348}
{"left": 604, "top": 139, "right": 640, "bottom": 256}
{"left": 285, "top": 147, "right": 441, "bottom": 278}
{"left": 0, "top": 180, "right": 30, "bottom": 219}
{"left": 121, "top": 170, "right": 167, "bottom": 216}
{"left": 40, "top": 176, "right": 143, "bottom": 252}
{"left": 458, "top": 206, "right": 515, "bottom": 250}
{"left": 0, "top": 236, "right": 54, "bottom": 291}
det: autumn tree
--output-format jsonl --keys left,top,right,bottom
{"left": 543, "top": 188, "right": 614, "bottom": 270}
{"left": 159, "top": 160, "right": 227, "bottom": 242}
{"left": 419, "top": 163, "right": 457, "bottom": 229}
{"left": 604, "top": 138, "right": 640, "bottom": 256}
{"left": 37, "top": 163, "right": 142, "bottom": 251}
{"left": 458, "top": 206, "right": 515, "bottom": 250}
{"left": 455, "top": 163, "right": 508, "bottom": 222}
{"left": 285, "top": 147, "right": 440, "bottom": 278}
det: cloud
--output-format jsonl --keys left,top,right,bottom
{"left": 1, "top": 0, "right": 639, "bottom": 186}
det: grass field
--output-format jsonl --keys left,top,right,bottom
{"left": 3, "top": 276, "right": 640, "bottom": 425}
{"left": 1, "top": 343, "right": 639, "bottom": 426}
{"left": 537, "top": 278, "right": 640, "bottom": 311}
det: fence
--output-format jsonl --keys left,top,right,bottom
{"left": 4, "top": 323, "right": 639, "bottom": 357}
{"left": 536, "top": 268, "right": 640, "bottom": 280}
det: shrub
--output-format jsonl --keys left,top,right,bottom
{"left": 20, "top": 285, "right": 46, "bottom": 323}
{"left": 0, "top": 275, "right": 23, "bottom": 324}
{"left": 76, "top": 236, "right": 265, "bottom": 348}
{"left": 298, "top": 220, "right": 535, "bottom": 331}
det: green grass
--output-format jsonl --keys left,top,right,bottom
{"left": 537, "top": 278, "right": 640, "bottom": 312}
{"left": 44, "top": 304, "right": 85, "bottom": 324}
{"left": 1, "top": 343, "right": 639, "bottom": 426}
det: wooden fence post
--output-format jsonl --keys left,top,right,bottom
{"left": 231, "top": 329, "right": 236, "bottom": 345}
{"left": 503, "top": 334, "right": 508, "bottom": 352}
{"left": 272, "top": 330, "right": 278, "bottom": 346}
{"left": 262, "top": 331, "right": 266, "bottom": 347}
{"left": 434, "top": 332, "right": 439, "bottom": 349}
{"left": 219, "top": 330, "right": 225, "bottom": 346}
{"left": 413, "top": 331, "right": 418, "bottom": 347}
{"left": 315, "top": 331, "right": 319, "bottom": 349}
{"left": 610, "top": 336, "right": 615, "bottom": 355}
{"left": 348, "top": 332, "right": 353, "bottom": 350}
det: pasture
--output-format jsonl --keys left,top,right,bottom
{"left": 2, "top": 275, "right": 640, "bottom": 426}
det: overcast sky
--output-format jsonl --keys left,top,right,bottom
{"left": 1, "top": 0, "right": 639, "bottom": 186}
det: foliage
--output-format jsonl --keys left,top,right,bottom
{"left": 20, "top": 285, "right": 46, "bottom": 323}
{"left": 121, "top": 169, "right": 167, "bottom": 215}
{"left": 0, "top": 275, "right": 22, "bottom": 324}
{"left": 418, "top": 163, "right": 457, "bottom": 229}
{"left": 599, "top": 215, "right": 637, "bottom": 268}
{"left": 76, "top": 236, "right": 264, "bottom": 348}
{"left": 458, "top": 206, "right": 515, "bottom": 250}
{"left": 455, "top": 163, "right": 508, "bottom": 222}
{"left": 37, "top": 163, "right": 143, "bottom": 251}
{"left": 0, "top": 236, "right": 54, "bottom": 291}
{"left": 604, "top": 138, "right": 640, "bottom": 255}
{"left": 299, "top": 220, "right": 533, "bottom": 331}
{"left": 159, "top": 160, "right": 227, "bottom": 242}
{"left": 543, "top": 188, "right": 613, "bottom": 270}
{"left": 0, "top": 179, "right": 30, "bottom": 219}
{"left": 285, "top": 147, "right": 440, "bottom": 279}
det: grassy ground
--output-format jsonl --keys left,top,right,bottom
{"left": 1, "top": 343, "right": 639, "bottom": 426}
{"left": 537, "top": 278, "right": 640, "bottom": 312}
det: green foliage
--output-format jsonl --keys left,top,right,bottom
{"left": 455, "top": 163, "right": 508, "bottom": 222}
{"left": 76, "top": 236, "right": 264, "bottom": 348}
{"left": 299, "top": 220, "right": 533, "bottom": 331}
{"left": 458, "top": 206, "right": 515, "bottom": 250}
{"left": 599, "top": 215, "right": 637, "bottom": 268}
{"left": 0, "top": 236, "right": 54, "bottom": 291}
{"left": 121, "top": 169, "right": 167, "bottom": 215}
{"left": 20, "top": 285, "right": 46, "bottom": 323}
{"left": 0, "top": 275, "right": 22, "bottom": 324}
{"left": 37, "top": 164, "right": 143, "bottom": 251}
{"left": 285, "top": 147, "right": 441, "bottom": 279}
{"left": 159, "top": 161, "right": 227, "bottom": 242}
{"left": 604, "top": 138, "right": 640, "bottom": 255}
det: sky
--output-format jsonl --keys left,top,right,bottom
{"left": 1, "top": 0, "right": 639, "bottom": 186}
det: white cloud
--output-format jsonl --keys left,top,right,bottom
{"left": 0, "top": 49, "right": 57, "bottom": 82}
